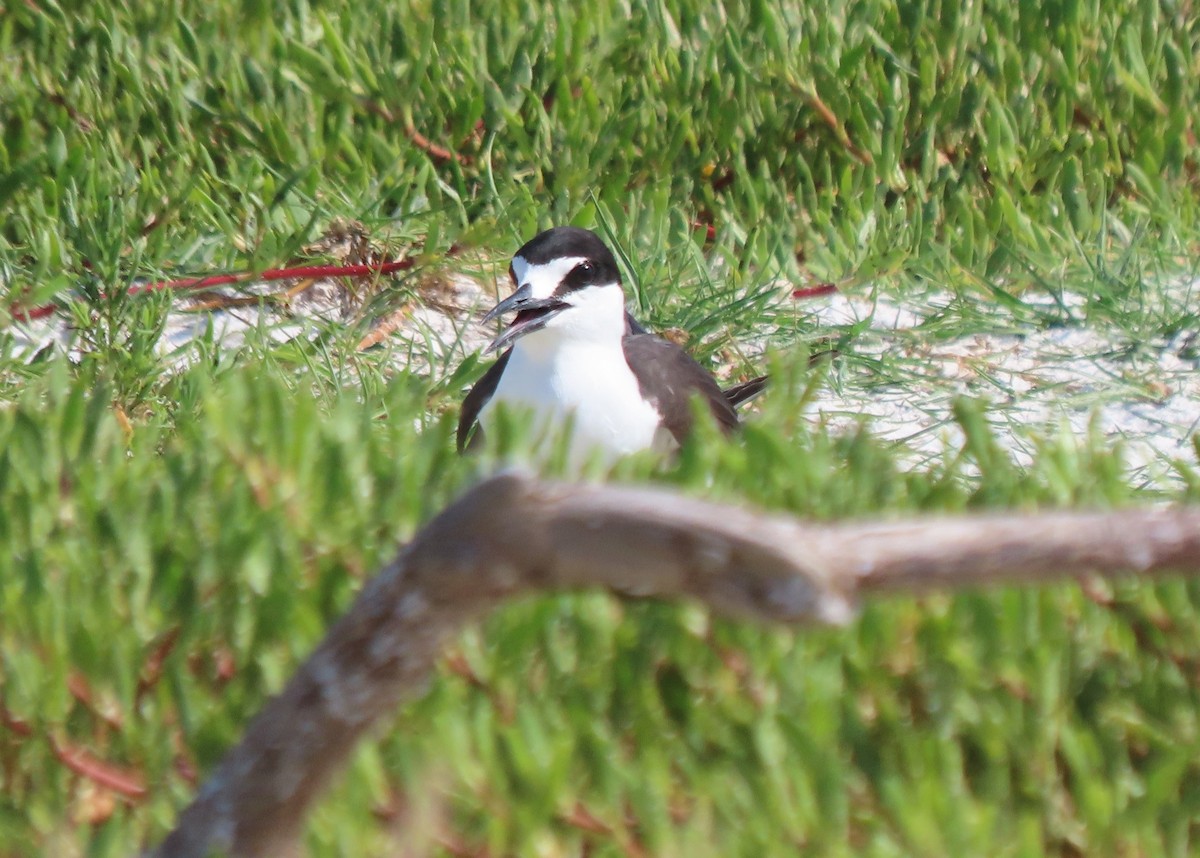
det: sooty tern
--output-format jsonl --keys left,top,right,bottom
{"left": 457, "top": 227, "right": 766, "bottom": 462}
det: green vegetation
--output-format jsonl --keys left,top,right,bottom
{"left": 2, "top": 0, "right": 1199, "bottom": 855}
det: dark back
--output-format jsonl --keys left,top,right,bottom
{"left": 622, "top": 333, "right": 739, "bottom": 443}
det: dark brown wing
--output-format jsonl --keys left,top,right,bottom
{"left": 623, "top": 310, "right": 649, "bottom": 335}
{"left": 456, "top": 349, "right": 512, "bottom": 452}
{"left": 622, "top": 333, "right": 739, "bottom": 444}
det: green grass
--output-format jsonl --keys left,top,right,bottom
{"left": 2, "top": 0, "right": 1200, "bottom": 855}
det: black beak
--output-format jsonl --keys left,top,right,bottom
{"left": 482, "top": 284, "right": 568, "bottom": 353}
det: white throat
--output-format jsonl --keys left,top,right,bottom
{"left": 480, "top": 284, "right": 662, "bottom": 464}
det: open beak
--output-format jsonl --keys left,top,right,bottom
{"left": 482, "top": 284, "right": 568, "bottom": 353}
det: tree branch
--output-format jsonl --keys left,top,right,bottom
{"left": 151, "top": 473, "right": 1200, "bottom": 857}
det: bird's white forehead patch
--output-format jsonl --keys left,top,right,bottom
{"left": 511, "top": 255, "right": 589, "bottom": 300}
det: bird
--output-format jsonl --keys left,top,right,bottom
{"left": 456, "top": 226, "right": 766, "bottom": 464}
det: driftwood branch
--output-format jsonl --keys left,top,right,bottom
{"left": 152, "top": 473, "right": 1200, "bottom": 857}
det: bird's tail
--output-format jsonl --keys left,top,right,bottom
{"left": 722, "top": 375, "right": 769, "bottom": 409}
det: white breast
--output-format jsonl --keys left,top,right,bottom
{"left": 480, "top": 337, "right": 663, "bottom": 465}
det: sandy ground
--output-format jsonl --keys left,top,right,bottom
{"left": 802, "top": 281, "right": 1200, "bottom": 485}
{"left": 7, "top": 269, "right": 1198, "bottom": 487}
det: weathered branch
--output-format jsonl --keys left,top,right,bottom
{"left": 151, "top": 473, "right": 1200, "bottom": 857}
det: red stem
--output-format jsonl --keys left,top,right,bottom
{"left": 792, "top": 283, "right": 838, "bottom": 300}
{"left": 8, "top": 257, "right": 426, "bottom": 324}
{"left": 51, "top": 737, "right": 148, "bottom": 801}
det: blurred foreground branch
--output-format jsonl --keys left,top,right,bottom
{"left": 152, "top": 472, "right": 1200, "bottom": 857}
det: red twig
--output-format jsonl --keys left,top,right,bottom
{"left": 404, "top": 126, "right": 466, "bottom": 164}
{"left": 689, "top": 220, "right": 717, "bottom": 242}
{"left": 7, "top": 258, "right": 423, "bottom": 324}
{"left": 51, "top": 737, "right": 148, "bottom": 801}
{"left": 792, "top": 283, "right": 838, "bottom": 300}
{"left": 359, "top": 98, "right": 471, "bottom": 165}
{"left": 0, "top": 703, "right": 33, "bottom": 738}
{"left": 67, "top": 671, "right": 125, "bottom": 731}
{"left": 136, "top": 627, "right": 182, "bottom": 706}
